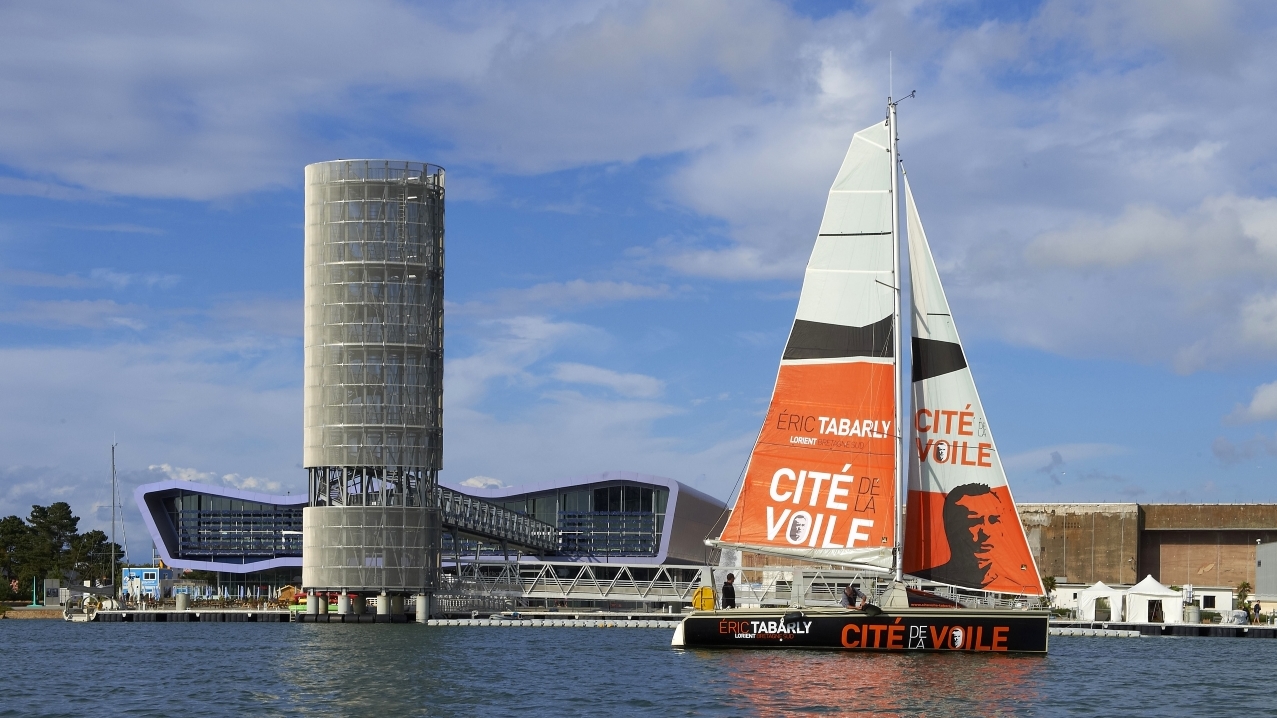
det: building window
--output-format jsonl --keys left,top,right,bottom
{"left": 164, "top": 490, "right": 303, "bottom": 563}
{"left": 1204, "top": 595, "right": 1216, "bottom": 609}
{"left": 143, "top": 572, "right": 157, "bottom": 581}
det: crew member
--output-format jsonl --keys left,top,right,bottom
{"left": 840, "top": 583, "right": 866, "bottom": 609}
{"left": 722, "top": 573, "right": 737, "bottom": 609}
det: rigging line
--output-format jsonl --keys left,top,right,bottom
{"left": 702, "top": 418, "right": 765, "bottom": 546}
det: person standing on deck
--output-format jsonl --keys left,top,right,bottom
{"left": 722, "top": 573, "right": 737, "bottom": 609}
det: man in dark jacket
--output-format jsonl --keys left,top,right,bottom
{"left": 722, "top": 573, "right": 737, "bottom": 609}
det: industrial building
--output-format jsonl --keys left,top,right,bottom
{"left": 1018, "top": 503, "right": 1277, "bottom": 592}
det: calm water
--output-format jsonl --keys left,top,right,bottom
{"left": 3, "top": 621, "right": 1274, "bottom": 717}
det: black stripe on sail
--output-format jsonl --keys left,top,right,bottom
{"left": 912, "top": 336, "right": 967, "bottom": 382}
{"left": 783, "top": 316, "right": 893, "bottom": 360}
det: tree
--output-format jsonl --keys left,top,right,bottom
{"left": 28, "top": 502, "right": 79, "bottom": 576}
{"left": 0, "top": 515, "right": 31, "bottom": 600}
{"left": 69, "top": 530, "right": 122, "bottom": 585}
{"left": 1238, "top": 581, "right": 1252, "bottom": 606}
{"left": 0, "top": 503, "right": 121, "bottom": 600}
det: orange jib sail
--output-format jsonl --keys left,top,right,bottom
{"left": 716, "top": 120, "right": 897, "bottom": 570}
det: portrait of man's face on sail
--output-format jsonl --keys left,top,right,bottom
{"left": 787, "top": 513, "right": 810, "bottom": 543}
{"left": 920, "top": 483, "right": 1017, "bottom": 589}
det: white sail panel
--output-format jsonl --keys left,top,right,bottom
{"left": 716, "top": 120, "right": 897, "bottom": 570}
{"left": 901, "top": 175, "right": 1044, "bottom": 595}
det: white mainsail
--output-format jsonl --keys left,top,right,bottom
{"left": 713, "top": 119, "right": 899, "bottom": 569}
{"left": 901, "top": 173, "right": 1044, "bottom": 595}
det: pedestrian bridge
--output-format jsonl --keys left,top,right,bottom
{"left": 435, "top": 485, "right": 558, "bottom": 554}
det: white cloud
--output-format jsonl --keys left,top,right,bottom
{"left": 459, "top": 476, "right": 508, "bottom": 489}
{"left": 89, "top": 268, "right": 180, "bottom": 289}
{"left": 1001, "top": 443, "right": 1127, "bottom": 472}
{"left": 439, "top": 312, "right": 746, "bottom": 498}
{"left": 445, "top": 315, "right": 597, "bottom": 407}
{"left": 1227, "top": 380, "right": 1277, "bottom": 423}
{"left": 0, "top": 334, "right": 302, "bottom": 558}
{"left": 551, "top": 362, "right": 664, "bottom": 398}
{"left": 148, "top": 463, "right": 216, "bottom": 483}
{"left": 0, "top": 268, "right": 88, "bottom": 288}
{"left": 450, "top": 280, "right": 673, "bottom": 317}
{"left": 147, "top": 463, "right": 283, "bottom": 493}
{"left": 0, "top": 299, "right": 147, "bottom": 330}
{"left": 207, "top": 297, "right": 302, "bottom": 337}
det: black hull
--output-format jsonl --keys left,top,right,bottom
{"left": 674, "top": 607, "right": 1049, "bottom": 654}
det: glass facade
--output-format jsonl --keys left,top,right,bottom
{"left": 499, "top": 481, "right": 669, "bottom": 557}
{"left": 161, "top": 491, "right": 303, "bottom": 564}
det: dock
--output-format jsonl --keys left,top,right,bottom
{"left": 96, "top": 610, "right": 290, "bottom": 622}
{"left": 427, "top": 618, "right": 678, "bottom": 629}
{"left": 1051, "top": 621, "right": 1277, "bottom": 639}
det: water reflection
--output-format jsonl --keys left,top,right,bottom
{"left": 694, "top": 648, "right": 1044, "bottom": 716}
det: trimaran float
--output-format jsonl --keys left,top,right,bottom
{"left": 673, "top": 97, "right": 1049, "bottom": 653}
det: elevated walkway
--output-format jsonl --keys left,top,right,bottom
{"left": 436, "top": 485, "right": 557, "bottom": 554}
{"left": 438, "top": 562, "right": 1044, "bottom": 609}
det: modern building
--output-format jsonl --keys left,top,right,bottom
{"left": 134, "top": 480, "right": 306, "bottom": 592}
{"left": 301, "top": 159, "right": 446, "bottom": 605}
{"left": 135, "top": 472, "right": 726, "bottom": 572}
{"left": 446, "top": 471, "right": 727, "bottom": 565}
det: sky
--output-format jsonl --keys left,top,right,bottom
{"left": 3, "top": 0, "right": 1277, "bottom": 558}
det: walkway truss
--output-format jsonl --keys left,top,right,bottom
{"left": 436, "top": 561, "right": 1044, "bottom": 610}
{"left": 436, "top": 485, "right": 558, "bottom": 554}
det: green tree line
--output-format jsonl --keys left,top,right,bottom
{"left": 0, "top": 502, "right": 123, "bottom": 600}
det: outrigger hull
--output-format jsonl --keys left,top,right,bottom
{"left": 673, "top": 607, "right": 1049, "bottom": 654}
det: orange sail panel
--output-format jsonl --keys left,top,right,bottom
{"left": 716, "top": 119, "right": 897, "bottom": 570}
{"left": 901, "top": 175, "right": 1044, "bottom": 595}
{"left": 718, "top": 362, "right": 896, "bottom": 564}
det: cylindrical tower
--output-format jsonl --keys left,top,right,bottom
{"left": 301, "top": 160, "right": 443, "bottom": 605}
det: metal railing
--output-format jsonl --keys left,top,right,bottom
{"left": 434, "top": 561, "right": 1045, "bottom": 609}
{"left": 436, "top": 486, "right": 558, "bottom": 553}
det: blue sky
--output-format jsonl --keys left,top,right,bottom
{"left": 3, "top": 0, "right": 1277, "bottom": 556}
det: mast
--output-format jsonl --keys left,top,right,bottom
{"left": 888, "top": 98, "right": 904, "bottom": 583}
{"left": 111, "top": 442, "right": 117, "bottom": 600}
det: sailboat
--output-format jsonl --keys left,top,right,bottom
{"left": 672, "top": 98, "right": 1050, "bottom": 653}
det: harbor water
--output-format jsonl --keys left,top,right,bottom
{"left": 3, "top": 620, "right": 1274, "bottom": 716}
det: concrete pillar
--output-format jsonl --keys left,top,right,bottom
{"left": 391, "top": 593, "right": 405, "bottom": 616}
{"left": 306, "top": 591, "right": 319, "bottom": 615}
{"left": 352, "top": 594, "right": 366, "bottom": 615}
{"left": 416, "top": 593, "right": 428, "bottom": 623}
{"left": 317, "top": 593, "right": 329, "bottom": 614}
{"left": 175, "top": 593, "right": 190, "bottom": 611}
{"left": 377, "top": 592, "right": 390, "bottom": 616}
{"left": 337, "top": 593, "right": 351, "bottom": 616}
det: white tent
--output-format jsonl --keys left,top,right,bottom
{"left": 1125, "top": 575, "right": 1183, "bottom": 624}
{"left": 1078, "top": 581, "right": 1125, "bottom": 622}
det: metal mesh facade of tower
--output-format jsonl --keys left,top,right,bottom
{"left": 302, "top": 160, "right": 443, "bottom": 595}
